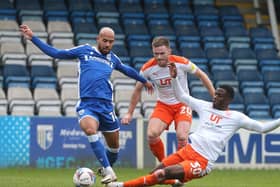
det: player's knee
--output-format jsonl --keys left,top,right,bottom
{"left": 83, "top": 127, "right": 97, "bottom": 135}
{"left": 147, "top": 129, "right": 162, "bottom": 141}
{"left": 177, "top": 141, "right": 187, "bottom": 151}
{"left": 107, "top": 147, "right": 120, "bottom": 153}
{"left": 153, "top": 169, "right": 166, "bottom": 181}
{"left": 80, "top": 120, "right": 98, "bottom": 135}
{"left": 147, "top": 130, "right": 158, "bottom": 139}
{"left": 147, "top": 136, "right": 161, "bottom": 144}
{"left": 176, "top": 129, "right": 188, "bottom": 139}
{"left": 177, "top": 135, "right": 187, "bottom": 142}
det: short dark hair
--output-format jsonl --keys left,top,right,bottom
{"left": 219, "top": 85, "right": 234, "bottom": 100}
{"left": 152, "top": 36, "right": 170, "bottom": 48}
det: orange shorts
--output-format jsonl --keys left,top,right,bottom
{"left": 150, "top": 101, "right": 192, "bottom": 129}
{"left": 162, "top": 144, "right": 209, "bottom": 182}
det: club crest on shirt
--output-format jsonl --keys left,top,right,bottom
{"left": 78, "top": 109, "right": 85, "bottom": 115}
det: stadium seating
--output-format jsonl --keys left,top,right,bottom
{"left": 93, "top": 0, "right": 117, "bottom": 12}
{"left": 211, "top": 64, "right": 236, "bottom": 82}
{"left": 180, "top": 46, "right": 208, "bottom": 64}
{"left": 0, "top": 1, "right": 277, "bottom": 118}
{"left": 3, "top": 64, "right": 30, "bottom": 88}
{"left": 30, "top": 65, "right": 57, "bottom": 88}
{"left": 191, "top": 86, "right": 212, "bottom": 102}
{"left": 122, "top": 18, "right": 149, "bottom": 35}
{"left": 7, "top": 86, "right": 35, "bottom": 116}
{"left": 148, "top": 18, "right": 175, "bottom": 37}
{"left": 231, "top": 47, "right": 258, "bottom": 68}
{"left": 167, "top": 0, "right": 192, "bottom": 14}
{"left": 206, "top": 47, "right": 232, "bottom": 65}
{"left": 128, "top": 40, "right": 152, "bottom": 58}
{"left": 71, "top": 11, "right": 97, "bottom": 34}
{"left": 236, "top": 65, "right": 263, "bottom": 85}
{"left": 141, "top": 89, "right": 157, "bottom": 118}
{"left": 33, "top": 86, "right": 62, "bottom": 116}
{"left": 118, "top": 0, "right": 143, "bottom": 13}
{"left": 60, "top": 84, "right": 78, "bottom": 116}
{"left": 67, "top": 0, "right": 92, "bottom": 11}
{"left": 143, "top": 0, "right": 168, "bottom": 14}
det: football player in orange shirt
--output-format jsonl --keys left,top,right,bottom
{"left": 106, "top": 62, "right": 280, "bottom": 187}
{"left": 122, "top": 36, "right": 215, "bottom": 162}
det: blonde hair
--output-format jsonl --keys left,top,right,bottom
{"left": 152, "top": 36, "right": 170, "bottom": 48}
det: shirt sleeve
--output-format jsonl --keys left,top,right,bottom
{"left": 31, "top": 36, "right": 78, "bottom": 59}
{"left": 181, "top": 59, "right": 198, "bottom": 74}
{"left": 239, "top": 114, "right": 280, "bottom": 133}
{"left": 115, "top": 60, "right": 147, "bottom": 84}
{"left": 171, "top": 77, "right": 206, "bottom": 112}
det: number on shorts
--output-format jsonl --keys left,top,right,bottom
{"left": 190, "top": 161, "right": 202, "bottom": 175}
{"left": 109, "top": 111, "right": 117, "bottom": 122}
{"left": 180, "top": 106, "right": 192, "bottom": 115}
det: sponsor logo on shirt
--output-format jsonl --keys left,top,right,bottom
{"left": 84, "top": 55, "right": 113, "bottom": 68}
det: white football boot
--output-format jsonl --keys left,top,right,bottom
{"left": 106, "top": 182, "right": 124, "bottom": 187}
{"left": 100, "top": 167, "right": 117, "bottom": 184}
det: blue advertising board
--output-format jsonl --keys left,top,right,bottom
{"left": 30, "top": 117, "right": 93, "bottom": 168}
{"left": 1, "top": 116, "right": 278, "bottom": 169}
{"left": 165, "top": 120, "right": 280, "bottom": 169}
{"left": 0, "top": 116, "right": 30, "bottom": 167}
{"left": 30, "top": 117, "right": 138, "bottom": 168}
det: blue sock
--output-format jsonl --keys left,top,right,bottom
{"left": 88, "top": 135, "right": 110, "bottom": 168}
{"left": 106, "top": 148, "right": 119, "bottom": 166}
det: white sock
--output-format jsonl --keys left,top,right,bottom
{"left": 105, "top": 166, "right": 115, "bottom": 175}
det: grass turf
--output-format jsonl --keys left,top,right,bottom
{"left": 0, "top": 167, "right": 278, "bottom": 187}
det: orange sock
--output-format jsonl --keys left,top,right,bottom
{"left": 124, "top": 173, "right": 158, "bottom": 187}
{"left": 159, "top": 179, "right": 177, "bottom": 185}
{"left": 149, "top": 139, "right": 165, "bottom": 161}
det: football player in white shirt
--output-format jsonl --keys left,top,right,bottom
{"left": 121, "top": 36, "right": 215, "bottom": 164}
{"left": 106, "top": 63, "right": 280, "bottom": 187}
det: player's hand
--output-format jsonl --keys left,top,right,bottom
{"left": 19, "top": 24, "right": 33, "bottom": 40}
{"left": 121, "top": 113, "right": 133, "bottom": 125}
{"left": 144, "top": 81, "right": 154, "bottom": 95}
{"left": 168, "top": 62, "right": 177, "bottom": 78}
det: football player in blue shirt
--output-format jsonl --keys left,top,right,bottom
{"left": 20, "top": 25, "right": 153, "bottom": 184}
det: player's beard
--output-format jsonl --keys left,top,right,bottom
{"left": 102, "top": 47, "right": 110, "bottom": 54}
{"left": 99, "top": 46, "right": 111, "bottom": 55}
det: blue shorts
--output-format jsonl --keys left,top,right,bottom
{"left": 76, "top": 98, "right": 120, "bottom": 132}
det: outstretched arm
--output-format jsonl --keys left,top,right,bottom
{"left": 241, "top": 116, "right": 280, "bottom": 133}
{"left": 194, "top": 68, "right": 215, "bottom": 97}
{"left": 20, "top": 24, "right": 76, "bottom": 59}
{"left": 116, "top": 62, "right": 153, "bottom": 94}
{"left": 169, "top": 63, "right": 198, "bottom": 109}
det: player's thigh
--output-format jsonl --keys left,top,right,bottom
{"left": 174, "top": 104, "right": 192, "bottom": 138}
{"left": 103, "top": 131, "right": 119, "bottom": 148}
{"left": 77, "top": 103, "right": 100, "bottom": 134}
{"left": 79, "top": 115, "right": 99, "bottom": 135}
{"left": 98, "top": 108, "right": 120, "bottom": 132}
{"left": 150, "top": 102, "right": 174, "bottom": 126}
{"left": 164, "top": 164, "right": 185, "bottom": 180}
{"left": 147, "top": 118, "right": 167, "bottom": 137}
{"left": 174, "top": 104, "right": 192, "bottom": 126}
{"left": 176, "top": 121, "right": 191, "bottom": 139}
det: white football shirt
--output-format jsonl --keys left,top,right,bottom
{"left": 172, "top": 77, "right": 280, "bottom": 162}
{"left": 140, "top": 55, "right": 197, "bottom": 105}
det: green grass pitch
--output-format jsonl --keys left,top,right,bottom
{"left": 0, "top": 167, "right": 278, "bottom": 187}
